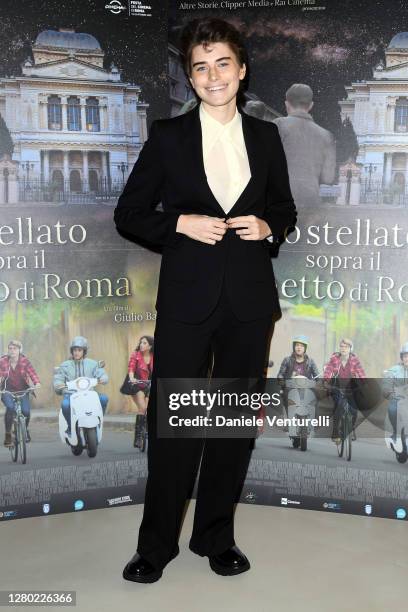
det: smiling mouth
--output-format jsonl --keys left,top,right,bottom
{"left": 206, "top": 85, "right": 228, "bottom": 92}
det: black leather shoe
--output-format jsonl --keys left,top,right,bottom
{"left": 208, "top": 545, "right": 250, "bottom": 576}
{"left": 122, "top": 546, "right": 179, "bottom": 584}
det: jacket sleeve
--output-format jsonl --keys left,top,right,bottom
{"left": 260, "top": 123, "right": 297, "bottom": 248}
{"left": 53, "top": 365, "right": 67, "bottom": 394}
{"left": 310, "top": 359, "right": 320, "bottom": 379}
{"left": 323, "top": 355, "right": 336, "bottom": 380}
{"left": 113, "top": 120, "right": 183, "bottom": 249}
{"left": 320, "top": 132, "right": 336, "bottom": 185}
{"left": 26, "top": 359, "right": 40, "bottom": 385}
{"left": 95, "top": 363, "right": 108, "bottom": 384}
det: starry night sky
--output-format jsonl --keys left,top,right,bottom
{"left": 169, "top": 0, "right": 408, "bottom": 136}
{"left": 0, "top": 0, "right": 169, "bottom": 124}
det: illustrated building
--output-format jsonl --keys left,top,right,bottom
{"left": 339, "top": 32, "right": 408, "bottom": 199}
{"left": 0, "top": 28, "right": 148, "bottom": 200}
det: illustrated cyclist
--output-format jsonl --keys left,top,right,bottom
{"left": 323, "top": 338, "right": 366, "bottom": 444}
{"left": 53, "top": 336, "right": 109, "bottom": 436}
{"left": 382, "top": 342, "right": 408, "bottom": 446}
{"left": 0, "top": 339, "right": 41, "bottom": 447}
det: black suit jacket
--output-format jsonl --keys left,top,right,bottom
{"left": 113, "top": 103, "right": 297, "bottom": 323}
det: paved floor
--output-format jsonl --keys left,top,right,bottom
{"left": 1, "top": 501, "right": 407, "bottom": 611}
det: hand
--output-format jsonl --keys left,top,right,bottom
{"left": 129, "top": 375, "right": 136, "bottom": 383}
{"left": 225, "top": 215, "right": 272, "bottom": 241}
{"left": 176, "top": 214, "right": 228, "bottom": 245}
{"left": 35, "top": 383, "right": 41, "bottom": 389}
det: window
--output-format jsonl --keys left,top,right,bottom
{"left": 48, "top": 96, "right": 62, "bottom": 130}
{"left": 86, "top": 97, "right": 100, "bottom": 132}
{"left": 395, "top": 98, "right": 408, "bottom": 133}
{"left": 67, "top": 96, "right": 81, "bottom": 131}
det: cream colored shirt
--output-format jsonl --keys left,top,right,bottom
{"left": 199, "top": 102, "right": 251, "bottom": 215}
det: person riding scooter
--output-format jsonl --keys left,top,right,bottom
{"left": 383, "top": 342, "right": 408, "bottom": 448}
{"left": 277, "top": 335, "right": 319, "bottom": 421}
{"left": 0, "top": 340, "right": 41, "bottom": 447}
{"left": 53, "top": 336, "right": 109, "bottom": 436}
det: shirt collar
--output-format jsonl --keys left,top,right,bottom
{"left": 288, "top": 109, "right": 314, "bottom": 121}
{"left": 199, "top": 102, "right": 243, "bottom": 154}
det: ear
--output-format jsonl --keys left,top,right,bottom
{"left": 239, "top": 62, "right": 246, "bottom": 80}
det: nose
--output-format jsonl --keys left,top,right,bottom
{"left": 208, "top": 66, "right": 219, "bottom": 80}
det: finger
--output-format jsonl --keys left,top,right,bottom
{"left": 227, "top": 220, "right": 251, "bottom": 229}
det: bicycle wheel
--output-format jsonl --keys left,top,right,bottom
{"left": 337, "top": 417, "right": 344, "bottom": 457}
{"left": 10, "top": 421, "right": 18, "bottom": 462}
{"left": 343, "top": 412, "right": 352, "bottom": 462}
{"left": 18, "top": 416, "right": 27, "bottom": 464}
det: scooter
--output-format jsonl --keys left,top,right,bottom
{"left": 285, "top": 375, "right": 317, "bottom": 452}
{"left": 58, "top": 377, "right": 104, "bottom": 458}
{"left": 384, "top": 383, "right": 408, "bottom": 464}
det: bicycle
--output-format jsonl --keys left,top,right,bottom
{"left": 130, "top": 378, "right": 151, "bottom": 452}
{"left": 329, "top": 384, "right": 355, "bottom": 461}
{"left": 1, "top": 387, "right": 36, "bottom": 464}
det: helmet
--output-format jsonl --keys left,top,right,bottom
{"left": 293, "top": 335, "right": 308, "bottom": 352}
{"left": 70, "top": 336, "right": 88, "bottom": 356}
{"left": 400, "top": 342, "right": 408, "bottom": 360}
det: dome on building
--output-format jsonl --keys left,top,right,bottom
{"left": 388, "top": 32, "right": 408, "bottom": 49}
{"left": 34, "top": 29, "right": 101, "bottom": 51}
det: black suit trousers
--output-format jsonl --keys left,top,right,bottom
{"left": 136, "top": 275, "right": 275, "bottom": 571}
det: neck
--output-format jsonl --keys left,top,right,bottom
{"left": 201, "top": 98, "right": 237, "bottom": 124}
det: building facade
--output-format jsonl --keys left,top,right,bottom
{"left": 339, "top": 32, "right": 408, "bottom": 205}
{"left": 0, "top": 28, "right": 148, "bottom": 203}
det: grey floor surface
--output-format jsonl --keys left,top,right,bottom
{"left": 1, "top": 500, "right": 407, "bottom": 612}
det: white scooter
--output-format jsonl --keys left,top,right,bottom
{"left": 384, "top": 383, "right": 408, "bottom": 464}
{"left": 285, "top": 375, "right": 317, "bottom": 452}
{"left": 58, "top": 377, "right": 104, "bottom": 458}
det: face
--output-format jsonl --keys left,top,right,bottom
{"left": 72, "top": 347, "right": 84, "bottom": 360}
{"left": 339, "top": 342, "right": 351, "bottom": 356}
{"left": 402, "top": 353, "right": 408, "bottom": 367}
{"left": 294, "top": 343, "right": 306, "bottom": 356}
{"left": 139, "top": 337, "right": 151, "bottom": 352}
{"left": 8, "top": 344, "right": 20, "bottom": 358}
{"left": 188, "top": 41, "right": 246, "bottom": 109}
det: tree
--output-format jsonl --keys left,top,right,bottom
{"left": 336, "top": 116, "right": 359, "bottom": 165}
{"left": 0, "top": 112, "right": 14, "bottom": 159}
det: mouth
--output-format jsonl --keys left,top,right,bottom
{"left": 206, "top": 84, "right": 228, "bottom": 93}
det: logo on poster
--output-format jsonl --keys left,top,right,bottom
{"left": 105, "top": 0, "right": 126, "bottom": 14}
{"left": 74, "top": 500, "right": 85, "bottom": 511}
{"left": 42, "top": 503, "right": 50, "bottom": 514}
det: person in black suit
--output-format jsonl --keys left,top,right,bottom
{"left": 114, "top": 17, "right": 297, "bottom": 583}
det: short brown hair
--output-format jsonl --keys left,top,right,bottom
{"left": 179, "top": 17, "right": 248, "bottom": 91}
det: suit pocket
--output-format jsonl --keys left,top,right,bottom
{"left": 245, "top": 241, "right": 273, "bottom": 282}
{"left": 161, "top": 244, "right": 197, "bottom": 283}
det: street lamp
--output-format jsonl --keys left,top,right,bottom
{"left": 365, "top": 163, "right": 377, "bottom": 192}
{"left": 21, "top": 161, "right": 34, "bottom": 189}
{"left": 117, "top": 162, "right": 128, "bottom": 187}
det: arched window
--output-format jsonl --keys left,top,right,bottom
{"left": 67, "top": 96, "right": 81, "bottom": 131}
{"left": 86, "top": 97, "right": 100, "bottom": 132}
{"left": 48, "top": 96, "right": 62, "bottom": 130}
{"left": 395, "top": 98, "right": 408, "bottom": 132}
{"left": 89, "top": 169, "right": 99, "bottom": 191}
{"left": 70, "top": 169, "right": 82, "bottom": 192}
{"left": 51, "top": 169, "right": 64, "bottom": 190}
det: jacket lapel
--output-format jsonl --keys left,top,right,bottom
{"left": 182, "top": 103, "right": 264, "bottom": 218}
